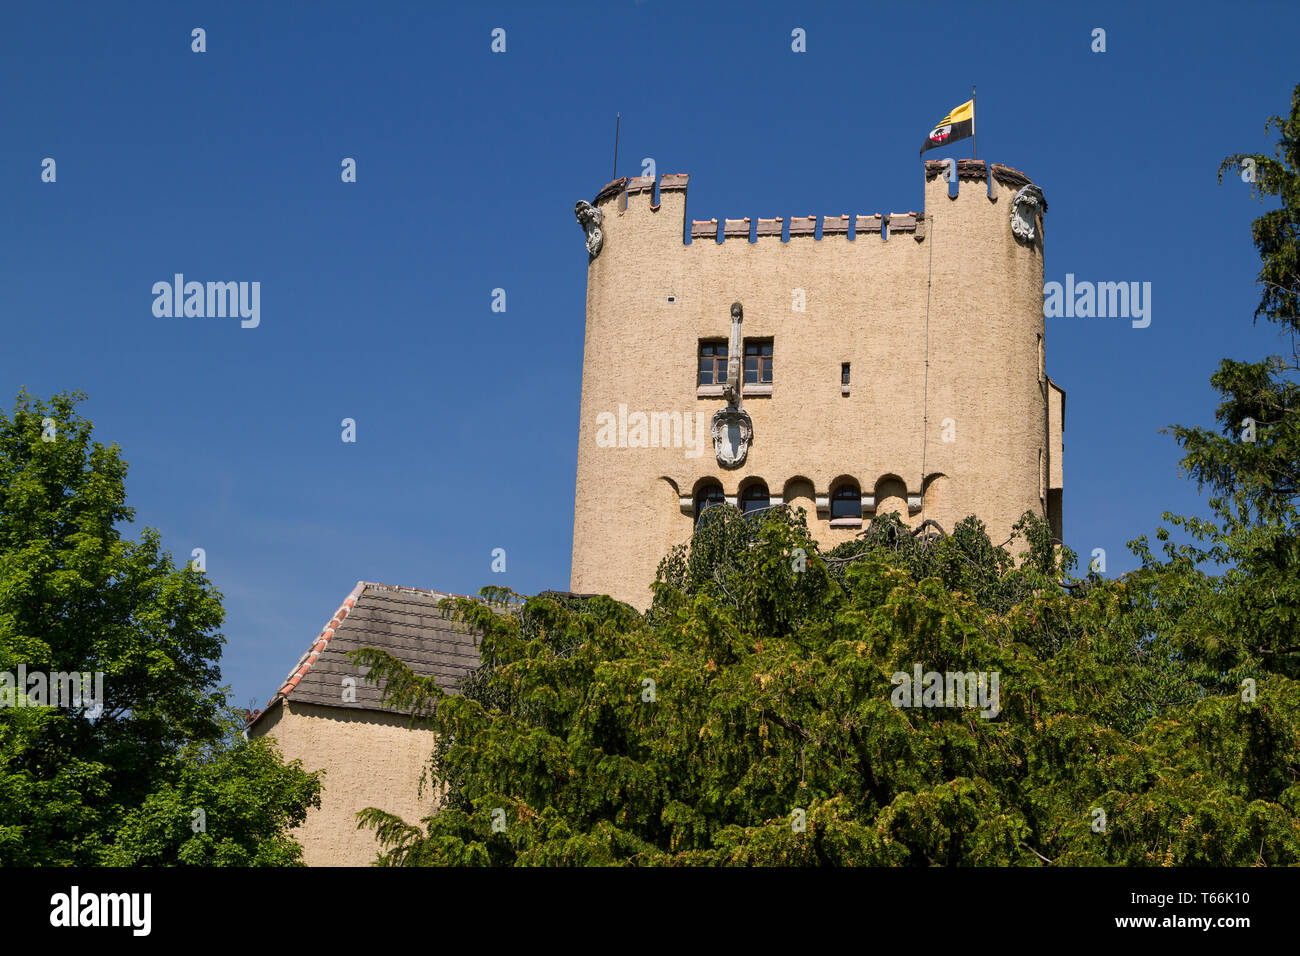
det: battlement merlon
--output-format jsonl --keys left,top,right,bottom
{"left": 582, "top": 161, "right": 1044, "bottom": 249}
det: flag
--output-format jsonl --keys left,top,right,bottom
{"left": 920, "top": 99, "right": 974, "bottom": 155}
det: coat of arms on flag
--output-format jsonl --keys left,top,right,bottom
{"left": 921, "top": 99, "right": 974, "bottom": 155}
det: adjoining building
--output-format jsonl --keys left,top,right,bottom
{"left": 246, "top": 582, "right": 480, "bottom": 866}
{"left": 571, "top": 160, "right": 1064, "bottom": 608}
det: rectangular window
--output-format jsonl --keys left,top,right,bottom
{"left": 841, "top": 362, "right": 850, "bottom": 385}
{"left": 698, "top": 340, "right": 728, "bottom": 386}
{"left": 744, "top": 339, "right": 773, "bottom": 384}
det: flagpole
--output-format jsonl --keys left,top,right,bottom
{"left": 613, "top": 112, "right": 620, "bottom": 179}
{"left": 971, "top": 85, "right": 977, "bottom": 159}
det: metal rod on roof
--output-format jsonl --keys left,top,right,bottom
{"left": 613, "top": 113, "right": 620, "bottom": 179}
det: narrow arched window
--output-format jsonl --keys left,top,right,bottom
{"left": 694, "top": 482, "right": 725, "bottom": 523}
{"left": 740, "top": 482, "right": 770, "bottom": 515}
{"left": 831, "top": 481, "right": 861, "bottom": 519}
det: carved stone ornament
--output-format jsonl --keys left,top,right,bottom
{"left": 574, "top": 200, "right": 604, "bottom": 257}
{"left": 711, "top": 406, "right": 753, "bottom": 469}
{"left": 1010, "top": 185, "right": 1045, "bottom": 243}
{"left": 710, "top": 300, "right": 753, "bottom": 467}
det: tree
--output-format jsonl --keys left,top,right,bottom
{"left": 349, "top": 505, "right": 1298, "bottom": 866}
{"left": 1130, "top": 81, "right": 1300, "bottom": 692}
{"left": 0, "top": 389, "right": 320, "bottom": 865}
{"left": 104, "top": 711, "right": 322, "bottom": 866}
{"left": 1168, "top": 81, "right": 1300, "bottom": 536}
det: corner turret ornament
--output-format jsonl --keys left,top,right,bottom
{"left": 711, "top": 301, "right": 753, "bottom": 468}
{"left": 574, "top": 200, "right": 604, "bottom": 258}
{"left": 1010, "top": 184, "right": 1045, "bottom": 243}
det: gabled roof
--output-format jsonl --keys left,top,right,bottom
{"left": 247, "top": 581, "right": 483, "bottom": 730}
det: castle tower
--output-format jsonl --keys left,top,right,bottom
{"left": 570, "top": 161, "right": 1064, "bottom": 609}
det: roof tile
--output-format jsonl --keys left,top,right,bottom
{"left": 249, "top": 582, "right": 485, "bottom": 727}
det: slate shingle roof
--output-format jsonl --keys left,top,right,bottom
{"left": 248, "top": 581, "right": 483, "bottom": 728}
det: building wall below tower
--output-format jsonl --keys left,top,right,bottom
{"left": 250, "top": 699, "right": 438, "bottom": 866}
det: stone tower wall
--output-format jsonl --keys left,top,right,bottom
{"left": 571, "top": 160, "right": 1063, "bottom": 608}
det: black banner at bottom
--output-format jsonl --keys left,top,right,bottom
{"left": 3, "top": 865, "right": 1285, "bottom": 943}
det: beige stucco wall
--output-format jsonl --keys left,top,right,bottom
{"left": 1048, "top": 379, "right": 1066, "bottom": 539}
{"left": 572, "top": 165, "right": 1056, "bottom": 608}
{"left": 1049, "top": 380, "right": 1065, "bottom": 491}
{"left": 251, "top": 699, "right": 438, "bottom": 866}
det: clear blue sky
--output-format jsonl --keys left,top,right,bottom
{"left": 1, "top": 0, "right": 1294, "bottom": 711}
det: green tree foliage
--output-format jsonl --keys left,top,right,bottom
{"left": 349, "top": 84, "right": 1300, "bottom": 867}
{"left": 104, "top": 712, "right": 322, "bottom": 866}
{"left": 0, "top": 389, "right": 320, "bottom": 864}
{"left": 1130, "top": 80, "right": 1300, "bottom": 697}
{"left": 350, "top": 505, "right": 1299, "bottom": 866}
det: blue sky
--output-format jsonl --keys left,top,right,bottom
{"left": 1, "top": 0, "right": 1294, "bottom": 711}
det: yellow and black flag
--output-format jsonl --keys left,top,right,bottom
{"left": 920, "top": 99, "right": 974, "bottom": 155}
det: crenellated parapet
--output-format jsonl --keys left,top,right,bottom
{"left": 582, "top": 165, "right": 1046, "bottom": 250}
{"left": 690, "top": 218, "right": 717, "bottom": 240}
{"left": 788, "top": 215, "right": 817, "bottom": 237}
{"left": 592, "top": 176, "right": 628, "bottom": 206}
{"left": 822, "top": 215, "right": 850, "bottom": 236}
{"left": 856, "top": 213, "right": 882, "bottom": 235}
{"left": 680, "top": 209, "right": 926, "bottom": 243}
{"left": 922, "top": 159, "right": 1045, "bottom": 214}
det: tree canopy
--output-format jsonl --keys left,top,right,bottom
{"left": 351, "top": 502, "right": 1297, "bottom": 866}
{"left": 0, "top": 389, "right": 321, "bottom": 865}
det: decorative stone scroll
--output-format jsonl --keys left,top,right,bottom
{"left": 1010, "top": 185, "right": 1045, "bottom": 243}
{"left": 574, "top": 200, "right": 604, "bottom": 258}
